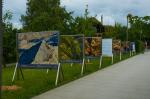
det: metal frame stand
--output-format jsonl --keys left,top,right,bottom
{"left": 70, "top": 63, "right": 73, "bottom": 67}
{"left": 99, "top": 55, "right": 103, "bottom": 69}
{"left": 120, "top": 52, "right": 122, "bottom": 60}
{"left": 99, "top": 54, "right": 113, "bottom": 69}
{"left": 12, "top": 63, "right": 24, "bottom": 82}
{"left": 81, "top": 58, "right": 85, "bottom": 76}
{"left": 55, "top": 63, "right": 61, "bottom": 86}
{"left": 55, "top": 63, "right": 64, "bottom": 86}
{"left": 111, "top": 55, "right": 114, "bottom": 64}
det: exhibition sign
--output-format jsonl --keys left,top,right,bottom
{"left": 113, "top": 40, "right": 122, "bottom": 60}
{"left": 102, "top": 39, "right": 113, "bottom": 56}
{"left": 113, "top": 40, "right": 121, "bottom": 54}
{"left": 17, "top": 31, "right": 59, "bottom": 68}
{"left": 130, "top": 42, "right": 136, "bottom": 52}
{"left": 100, "top": 38, "right": 113, "bottom": 68}
{"left": 122, "top": 41, "right": 130, "bottom": 53}
{"left": 13, "top": 31, "right": 61, "bottom": 86}
{"left": 84, "top": 37, "right": 102, "bottom": 58}
{"left": 59, "top": 35, "right": 84, "bottom": 63}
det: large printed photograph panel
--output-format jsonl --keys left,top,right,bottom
{"left": 59, "top": 35, "right": 83, "bottom": 63}
{"left": 84, "top": 37, "right": 102, "bottom": 58}
{"left": 18, "top": 31, "right": 59, "bottom": 66}
{"left": 102, "top": 39, "right": 113, "bottom": 56}
{"left": 122, "top": 41, "right": 130, "bottom": 53}
{"left": 130, "top": 42, "right": 136, "bottom": 52}
{"left": 113, "top": 40, "right": 121, "bottom": 54}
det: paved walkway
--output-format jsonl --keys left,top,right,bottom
{"left": 33, "top": 51, "right": 150, "bottom": 99}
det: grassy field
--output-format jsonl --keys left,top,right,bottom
{"left": 2, "top": 53, "right": 133, "bottom": 99}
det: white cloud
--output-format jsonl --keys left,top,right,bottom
{"left": 12, "top": 22, "right": 22, "bottom": 29}
{"left": 97, "top": 14, "right": 115, "bottom": 25}
{"left": 3, "top": 0, "right": 27, "bottom": 28}
{"left": 3, "top": 0, "right": 26, "bottom": 13}
{"left": 61, "top": 0, "right": 150, "bottom": 25}
{"left": 3, "top": 0, "right": 150, "bottom": 28}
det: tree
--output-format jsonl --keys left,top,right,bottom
{"left": 3, "top": 11, "right": 20, "bottom": 66}
{"left": 103, "top": 25, "right": 116, "bottom": 38}
{"left": 21, "top": 0, "right": 73, "bottom": 34}
{"left": 126, "top": 13, "right": 132, "bottom": 41}
{"left": 70, "top": 5, "right": 99, "bottom": 36}
{"left": 128, "top": 15, "right": 150, "bottom": 41}
{"left": 114, "top": 23, "right": 127, "bottom": 41}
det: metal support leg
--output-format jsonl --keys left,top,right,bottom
{"left": 60, "top": 66, "right": 64, "bottom": 81}
{"left": 81, "top": 58, "right": 85, "bottom": 76}
{"left": 55, "top": 63, "right": 60, "bottom": 86}
{"left": 46, "top": 69, "right": 49, "bottom": 74}
{"left": 120, "top": 52, "right": 122, "bottom": 60}
{"left": 99, "top": 56, "right": 103, "bottom": 69}
{"left": 130, "top": 51, "right": 131, "bottom": 56}
{"left": 19, "top": 67, "right": 24, "bottom": 80}
{"left": 88, "top": 59, "right": 90, "bottom": 63}
{"left": 12, "top": 63, "right": 18, "bottom": 82}
{"left": 112, "top": 55, "right": 114, "bottom": 64}
{"left": 70, "top": 63, "right": 73, "bottom": 67}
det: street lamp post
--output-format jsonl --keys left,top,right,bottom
{"left": 126, "top": 16, "right": 129, "bottom": 41}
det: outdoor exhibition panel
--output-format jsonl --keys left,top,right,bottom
{"left": 59, "top": 34, "right": 85, "bottom": 75}
{"left": 59, "top": 35, "right": 84, "bottom": 63}
{"left": 84, "top": 37, "right": 102, "bottom": 58}
{"left": 130, "top": 42, "right": 136, "bottom": 52}
{"left": 100, "top": 38, "right": 113, "bottom": 68}
{"left": 130, "top": 42, "right": 136, "bottom": 55}
{"left": 102, "top": 39, "right": 113, "bottom": 56}
{"left": 113, "top": 40, "right": 121, "bottom": 54}
{"left": 17, "top": 31, "right": 59, "bottom": 68}
{"left": 113, "top": 40, "right": 122, "bottom": 60}
{"left": 122, "top": 41, "right": 131, "bottom": 53}
{"left": 12, "top": 31, "right": 61, "bottom": 86}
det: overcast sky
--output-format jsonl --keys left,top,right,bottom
{"left": 3, "top": 0, "right": 150, "bottom": 28}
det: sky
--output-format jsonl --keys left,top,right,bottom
{"left": 3, "top": 0, "right": 150, "bottom": 29}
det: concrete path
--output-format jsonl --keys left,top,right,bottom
{"left": 33, "top": 51, "right": 150, "bottom": 99}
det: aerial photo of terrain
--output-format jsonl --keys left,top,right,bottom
{"left": 84, "top": 37, "right": 102, "bottom": 57}
{"left": 59, "top": 35, "right": 83, "bottom": 62}
{"left": 18, "top": 31, "right": 59, "bottom": 65}
{"left": 113, "top": 40, "right": 121, "bottom": 54}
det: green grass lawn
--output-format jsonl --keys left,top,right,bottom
{"left": 2, "top": 53, "right": 133, "bottom": 99}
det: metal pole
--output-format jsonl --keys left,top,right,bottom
{"left": 126, "top": 16, "right": 128, "bottom": 41}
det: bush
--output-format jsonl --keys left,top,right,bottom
{"left": 135, "top": 40, "right": 144, "bottom": 53}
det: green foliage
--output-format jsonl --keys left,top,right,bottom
{"left": 135, "top": 40, "right": 144, "bottom": 53}
{"left": 68, "top": 5, "right": 98, "bottom": 36}
{"left": 103, "top": 25, "right": 116, "bottom": 38}
{"left": 59, "top": 36, "right": 83, "bottom": 61}
{"left": 128, "top": 14, "right": 150, "bottom": 40}
{"left": 114, "top": 23, "right": 127, "bottom": 41}
{"left": 71, "top": 16, "right": 98, "bottom": 36}
{"left": 21, "top": 0, "right": 73, "bottom": 34}
{"left": 3, "top": 11, "right": 20, "bottom": 64}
